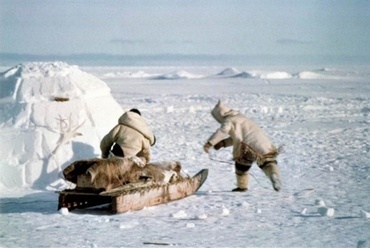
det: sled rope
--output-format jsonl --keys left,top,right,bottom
{"left": 208, "top": 153, "right": 269, "bottom": 189}
{"left": 208, "top": 155, "right": 233, "bottom": 165}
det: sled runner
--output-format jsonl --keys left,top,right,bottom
{"left": 57, "top": 169, "right": 208, "bottom": 214}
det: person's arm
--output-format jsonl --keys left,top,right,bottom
{"left": 100, "top": 126, "right": 118, "bottom": 158}
{"left": 214, "top": 137, "right": 233, "bottom": 150}
{"left": 204, "top": 121, "right": 231, "bottom": 153}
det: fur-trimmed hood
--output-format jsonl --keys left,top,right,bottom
{"left": 207, "top": 100, "right": 276, "bottom": 157}
{"left": 118, "top": 111, "right": 155, "bottom": 145}
{"left": 211, "top": 100, "right": 239, "bottom": 123}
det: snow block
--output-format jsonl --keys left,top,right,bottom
{"left": 360, "top": 210, "right": 370, "bottom": 219}
{"left": 314, "top": 199, "right": 326, "bottom": 206}
{"left": 318, "top": 207, "right": 335, "bottom": 217}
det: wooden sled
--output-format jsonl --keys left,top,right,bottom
{"left": 58, "top": 169, "right": 208, "bottom": 214}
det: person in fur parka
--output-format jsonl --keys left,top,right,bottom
{"left": 100, "top": 109, "right": 156, "bottom": 162}
{"left": 203, "top": 101, "right": 282, "bottom": 192}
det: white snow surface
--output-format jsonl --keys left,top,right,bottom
{"left": 0, "top": 62, "right": 370, "bottom": 248}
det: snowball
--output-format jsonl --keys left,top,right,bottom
{"left": 119, "top": 220, "right": 139, "bottom": 229}
{"left": 189, "top": 106, "right": 196, "bottom": 113}
{"left": 166, "top": 106, "right": 174, "bottom": 113}
{"left": 256, "top": 208, "right": 262, "bottom": 214}
{"left": 196, "top": 213, "right": 208, "bottom": 220}
{"left": 119, "top": 224, "right": 126, "bottom": 229}
{"left": 59, "top": 207, "right": 69, "bottom": 215}
{"left": 186, "top": 223, "right": 195, "bottom": 228}
{"left": 241, "top": 201, "right": 250, "bottom": 208}
{"left": 261, "top": 106, "right": 269, "bottom": 113}
{"left": 221, "top": 208, "right": 230, "bottom": 216}
{"left": 170, "top": 210, "right": 187, "bottom": 219}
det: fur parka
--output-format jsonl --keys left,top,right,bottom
{"left": 207, "top": 101, "right": 277, "bottom": 161}
{"left": 100, "top": 111, "right": 155, "bottom": 161}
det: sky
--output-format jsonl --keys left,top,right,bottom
{"left": 0, "top": 0, "right": 369, "bottom": 60}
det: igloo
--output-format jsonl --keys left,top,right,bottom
{"left": 0, "top": 62, "right": 123, "bottom": 190}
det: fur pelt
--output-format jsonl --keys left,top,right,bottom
{"left": 63, "top": 156, "right": 183, "bottom": 191}
{"left": 63, "top": 158, "right": 104, "bottom": 184}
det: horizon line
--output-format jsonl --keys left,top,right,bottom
{"left": 1, "top": 53, "right": 369, "bottom": 67}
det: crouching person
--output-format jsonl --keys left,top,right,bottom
{"left": 203, "top": 100, "right": 282, "bottom": 192}
{"left": 100, "top": 108, "right": 156, "bottom": 162}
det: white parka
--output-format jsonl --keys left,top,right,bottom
{"left": 100, "top": 111, "right": 155, "bottom": 161}
{"left": 207, "top": 101, "right": 276, "bottom": 160}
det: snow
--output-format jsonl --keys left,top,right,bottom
{"left": 0, "top": 62, "right": 123, "bottom": 189}
{"left": 1, "top": 62, "right": 370, "bottom": 247}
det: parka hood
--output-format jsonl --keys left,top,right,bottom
{"left": 211, "top": 100, "right": 239, "bottom": 123}
{"left": 118, "top": 111, "right": 155, "bottom": 145}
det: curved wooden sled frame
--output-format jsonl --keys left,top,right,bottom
{"left": 58, "top": 169, "right": 208, "bottom": 214}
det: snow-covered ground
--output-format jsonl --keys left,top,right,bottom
{"left": 0, "top": 63, "right": 369, "bottom": 247}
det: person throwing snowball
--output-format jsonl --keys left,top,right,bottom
{"left": 203, "top": 100, "right": 282, "bottom": 192}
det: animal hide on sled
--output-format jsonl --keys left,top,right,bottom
{"left": 63, "top": 156, "right": 184, "bottom": 191}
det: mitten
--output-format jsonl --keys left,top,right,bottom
{"left": 203, "top": 142, "right": 212, "bottom": 153}
{"left": 214, "top": 140, "right": 225, "bottom": 150}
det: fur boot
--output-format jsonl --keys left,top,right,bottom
{"left": 232, "top": 170, "right": 249, "bottom": 192}
{"left": 260, "top": 162, "right": 281, "bottom": 191}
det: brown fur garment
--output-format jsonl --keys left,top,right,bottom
{"left": 63, "top": 157, "right": 184, "bottom": 191}
{"left": 87, "top": 157, "right": 147, "bottom": 191}
{"left": 87, "top": 157, "right": 183, "bottom": 191}
{"left": 63, "top": 158, "right": 104, "bottom": 184}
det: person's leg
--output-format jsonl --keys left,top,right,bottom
{"left": 259, "top": 160, "right": 281, "bottom": 191}
{"left": 233, "top": 162, "right": 252, "bottom": 192}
